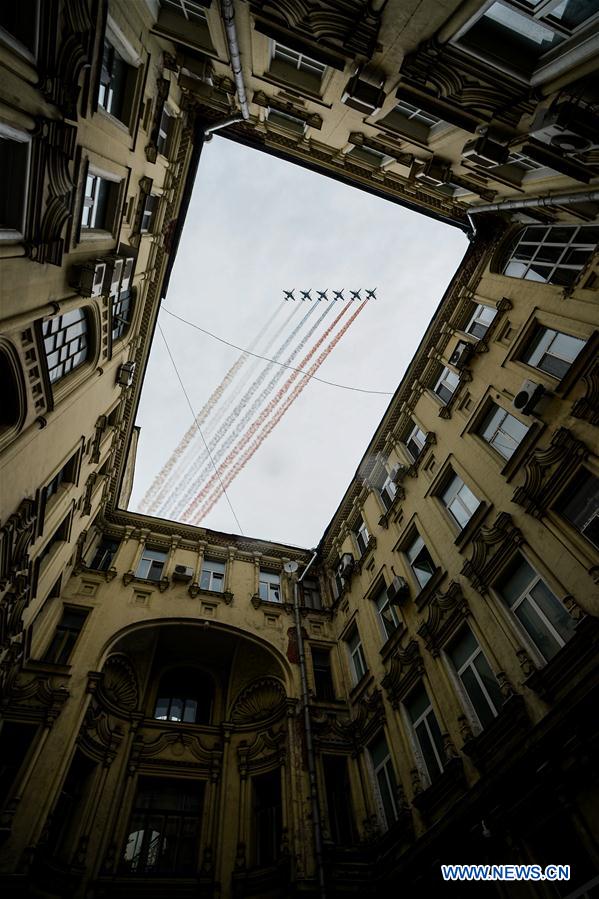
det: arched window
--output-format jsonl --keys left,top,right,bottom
{"left": 502, "top": 224, "right": 599, "bottom": 287}
{"left": 154, "top": 668, "right": 213, "bottom": 724}
{"left": 42, "top": 308, "right": 89, "bottom": 383}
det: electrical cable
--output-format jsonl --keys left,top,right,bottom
{"left": 157, "top": 322, "right": 245, "bottom": 535}
{"left": 161, "top": 306, "right": 394, "bottom": 396}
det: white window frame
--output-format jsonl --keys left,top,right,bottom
{"left": 141, "top": 193, "right": 159, "bottom": 234}
{"left": 347, "top": 627, "right": 367, "bottom": 684}
{"left": 259, "top": 570, "right": 281, "bottom": 603}
{"left": 405, "top": 422, "right": 426, "bottom": 460}
{"left": 433, "top": 366, "right": 459, "bottom": 404}
{"left": 478, "top": 402, "right": 529, "bottom": 460}
{"left": 161, "top": 0, "right": 208, "bottom": 24}
{"left": 465, "top": 302, "right": 497, "bottom": 339}
{"left": 0, "top": 0, "right": 39, "bottom": 62}
{"left": 394, "top": 99, "right": 444, "bottom": 129}
{"left": 440, "top": 472, "right": 480, "bottom": 530}
{"left": 271, "top": 40, "right": 327, "bottom": 78}
{"left": 374, "top": 584, "right": 400, "bottom": 641}
{"left": 378, "top": 471, "right": 397, "bottom": 511}
{"left": 354, "top": 517, "right": 370, "bottom": 556}
{"left": 81, "top": 167, "right": 121, "bottom": 234}
{"left": 267, "top": 108, "right": 307, "bottom": 136}
{"left": 135, "top": 547, "right": 167, "bottom": 581}
{"left": 446, "top": 628, "right": 501, "bottom": 732}
{"left": 368, "top": 733, "right": 398, "bottom": 830}
{"left": 405, "top": 533, "right": 436, "bottom": 590}
{"left": 504, "top": 224, "right": 599, "bottom": 286}
{"left": 523, "top": 326, "right": 586, "bottom": 380}
{"left": 200, "top": 558, "right": 225, "bottom": 592}
{"left": 404, "top": 686, "right": 445, "bottom": 786}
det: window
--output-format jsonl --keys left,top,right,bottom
{"left": 405, "top": 533, "right": 436, "bottom": 589}
{"left": 503, "top": 225, "right": 599, "bottom": 286}
{"left": 111, "top": 288, "right": 132, "bottom": 342}
{"left": 0, "top": 722, "right": 37, "bottom": 805}
{"left": 199, "top": 558, "right": 225, "bottom": 592}
{"left": 141, "top": 194, "right": 159, "bottom": 233}
{"left": 302, "top": 577, "right": 322, "bottom": 609}
{"left": 154, "top": 668, "right": 213, "bottom": 724}
{"left": 504, "top": 150, "right": 547, "bottom": 173}
{"left": 433, "top": 366, "right": 459, "bottom": 404}
{"left": 42, "top": 308, "right": 89, "bottom": 384}
{"left": 135, "top": 547, "right": 167, "bottom": 581}
{"left": 378, "top": 469, "right": 397, "bottom": 511}
{"left": 348, "top": 145, "right": 390, "bottom": 168}
{"left": 157, "top": 107, "right": 173, "bottom": 156}
{"left": 554, "top": 468, "right": 599, "bottom": 549}
{"left": 353, "top": 516, "right": 370, "bottom": 556}
{"left": 405, "top": 422, "right": 427, "bottom": 460}
{"left": 160, "top": 0, "right": 208, "bottom": 24}
{"left": 270, "top": 41, "right": 327, "bottom": 92}
{"left": 81, "top": 173, "right": 119, "bottom": 231}
{"left": 43, "top": 608, "right": 88, "bottom": 665}
{"left": 494, "top": 552, "right": 576, "bottom": 662}
{"left": 368, "top": 732, "right": 398, "bottom": 829}
{"left": 0, "top": 130, "right": 30, "bottom": 238}
{"left": 0, "top": 2, "right": 39, "bottom": 58}
{"left": 252, "top": 769, "right": 282, "bottom": 866}
{"left": 522, "top": 325, "right": 586, "bottom": 379}
{"left": 374, "top": 583, "right": 400, "bottom": 640}
{"left": 312, "top": 648, "right": 335, "bottom": 700}
{"left": 123, "top": 778, "right": 204, "bottom": 875}
{"left": 478, "top": 402, "right": 529, "bottom": 460}
{"left": 267, "top": 109, "right": 306, "bottom": 136}
{"left": 44, "top": 452, "right": 78, "bottom": 504}
{"left": 394, "top": 99, "right": 444, "bottom": 129}
{"left": 37, "top": 513, "right": 71, "bottom": 568}
{"left": 89, "top": 536, "right": 120, "bottom": 571}
{"left": 406, "top": 684, "right": 445, "bottom": 783}
{"left": 465, "top": 303, "right": 497, "bottom": 339}
{"left": 347, "top": 627, "right": 367, "bottom": 683}
{"left": 454, "top": 0, "right": 599, "bottom": 82}
{"left": 98, "top": 39, "right": 137, "bottom": 125}
{"left": 259, "top": 570, "right": 281, "bottom": 603}
{"left": 323, "top": 756, "right": 356, "bottom": 844}
{"left": 440, "top": 471, "right": 480, "bottom": 530}
{"left": 448, "top": 628, "right": 503, "bottom": 729}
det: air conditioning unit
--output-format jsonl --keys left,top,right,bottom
{"left": 449, "top": 340, "right": 475, "bottom": 369}
{"left": 172, "top": 564, "right": 193, "bottom": 581}
{"left": 530, "top": 102, "right": 599, "bottom": 155}
{"left": 513, "top": 379, "right": 545, "bottom": 415}
{"left": 342, "top": 74, "right": 386, "bottom": 115}
{"left": 117, "top": 361, "right": 136, "bottom": 387}
{"left": 70, "top": 260, "right": 107, "bottom": 298}
{"left": 389, "top": 463, "right": 408, "bottom": 483}
{"left": 386, "top": 576, "right": 409, "bottom": 605}
{"left": 462, "top": 136, "right": 509, "bottom": 169}
{"left": 414, "top": 157, "right": 451, "bottom": 187}
{"left": 106, "top": 258, "right": 124, "bottom": 296}
{"left": 120, "top": 257, "right": 134, "bottom": 292}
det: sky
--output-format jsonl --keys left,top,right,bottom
{"left": 128, "top": 137, "right": 468, "bottom": 547}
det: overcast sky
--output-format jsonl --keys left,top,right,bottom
{"left": 129, "top": 137, "right": 468, "bottom": 547}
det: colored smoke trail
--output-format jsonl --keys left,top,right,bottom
{"left": 191, "top": 301, "right": 370, "bottom": 523}
{"left": 141, "top": 301, "right": 300, "bottom": 515}
{"left": 179, "top": 301, "right": 362, "bottom": 522}
{"left": 162, "top": 299, "right": 340, "bottom": 520}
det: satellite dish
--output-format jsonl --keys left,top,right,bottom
{"left": 284, "top": 561, "right": 299, "bottom": 574}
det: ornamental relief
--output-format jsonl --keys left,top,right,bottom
{"left": 380, "top": 638, "right": 424, "bottom": 708}
{"left": 461, "top": 511, "right": 524, "bottom": 595}
{"left": 0, "top": 669, "right": 70, "bottom": 724}
{"left": 512, "top": 428, "right": 590, "bottom": 519}
{"left": 237, "top": 726, "right": 287, "bottom": 777}
{"left": 229, "top": 676, "right": 288, "bottom": 725}
{"left": 417, "top": 581, "right": 469, "bottom": 657}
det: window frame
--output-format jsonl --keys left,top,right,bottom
{"left": 446, "top": 627, "right": 503, "bottom": 732}
{"left": 502, "top": 224, "right": 599, "bottom": 287}
{"left": 41, "top": 308, "right": 90, "bottom": 386}
{"left": 439, "top": 470, "right": 481, "bottom": 531}
{"left": 476, "top": 400, "right": 530, "bottom": 461}
{"left": 520, "top": 324, "right": 587, "bottom": 381}
{"left": 135, "top": 546, "right": 167, "bottom": 582}
{"left": 42, "top": 606, "right": 89, "bottom": 666}
{"left": 258, "top": 569, "right": 282, "bottom": 603}
{"left": 553, "top": 466, "right": 599, "bottom": 551}
{"left": 80, "top": 168, "right": 122, "bottom": 236}
{"left": 404, "top": 531, "right": 436, "bottom": 591}
{"left": 373, "top": 582, "right": 400, "bottom": 641}
{"left": 404, "top": 683, "right": 445, "bottom": 785}
{"left": 465, "top": 302, "right": 497, "bottom": 339}
{"left": 433, "top": 365, "right": 460, "bottom": 405}
{"left": 405, "top": 421, "right": 427, "bottom": 461}
{"left": 199, "top": 557, "right": 226, "bottom": 593}
{"left": 368, "top": 731, "right": 399, "bottom": 830}
{"left": 346, "top": 626, "right": 367, "bottom": 684}
{"left": 0, "top": 123, "right": 32, "bottom": 242}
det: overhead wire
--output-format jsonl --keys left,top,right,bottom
{"left": 161, "top": 306, "right": 394, "bottom": 396}
{"left": 157, "top": 322, "right": 245, "bottom": 535}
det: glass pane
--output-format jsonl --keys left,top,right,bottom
{"left": 550, "top": 332, "right": 586, "bottom": 363}
{"left": 473, "top": 653, "right": 504, "bottom": 714}
{"left": 461, "top": 665, "right": 496, "bottom": 729}
{"left": 154, "top": 698, "right": 169, "bottom": 720}
{"left": 369, "top": 732, "right": 389, "bottom": 768}
{"left": 416, "top": 721, "right": 442, "bottom": 780}
{"left": 377, "top": 768, "right": 396, "bottom": 827}
{"left": 406, "top": 684, "right": 429, "bottom": 723}
{"left": 483, "top": 2, "right": 565, "bottom": 50}
{"left": 495, "top": 554, "right": 535, "bottom": 606}
{"left": 515, "top": 598, "right": 562, "bottom": 661}
{"left": 169, "top": 698, "right": 183, "bottom": 721}
{"left": 530, "top": 581, "right": 576, "bottom": 644}
{"left": 449, "top": 628, "right": 478, "bottom": 670}
{"left": 549, "top": 0, "right": 599, "bottom": 29}
{"left": 182, "top": 700, "right": 197, "bottom": 723}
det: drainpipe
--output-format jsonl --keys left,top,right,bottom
{"left": 468, "top": 189, "right": 599, "bottom": 215}
{"left": 204, "top": 1, "right": 250, "bottom": 138}
{"left": 293, "top": 549, "right": 327, "bottom": 899}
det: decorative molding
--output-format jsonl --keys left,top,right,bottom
{"left": 230, "top": 676, "right": 287, "bottom": 725}
{"left": 381, "top": 639, "right": 424, "bottom": 708}
{"left": 512, "top": 428, "right": 590, "bottom": 519}
{"left": 461, "top": 512, "right": 524, "bottom": 595}
{"left": 571, "top": 359, "right": 599, "bottom": 425}
{"left": 417, "top": 581, "right": 469, "bottom": 656}
{"left": 145, "top": 77, "right": 170, "bottom": 163}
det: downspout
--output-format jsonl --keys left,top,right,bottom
{"left": 204, "top": 1, "right": 250, "bottom": 137}
{"left": 468, "top": 189, "right": 599, "bottom": 215}
{"left": 293, "top": 550, "right": 327, "bottom": 899}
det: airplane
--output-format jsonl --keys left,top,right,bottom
{"left": 283, "top": 290, "right": 295, "bottom": 301}
{"left": 300, "top": 290, "right": 312, "bottom": 301}
{"left": 317, "top": 290, "right": 328, "bottom": 301}
{"left": 333, "top": 290, "right": 344, "bottom": 301}
{"left": 350, "top": 289, "right": 362, "bottom": 301}
{"left": 365, "top": 288, "right": 377, "bottom": 300}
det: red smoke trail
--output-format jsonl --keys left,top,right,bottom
{"left": 180, "top": 301, "right": 356, "bottom": 520}
{"left": 187, "top": 300, "right": 369, "bottom": 523}
{"left": 139, "top": 302, "right": 297, "bottom": 514}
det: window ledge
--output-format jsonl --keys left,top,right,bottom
{"left": 348, "top": 671, "right": 374, "bottom": 704}
{"left": 501, "top": 420, "right": 544, "bottom": 483}
{"left": 74, "top": 564, "right": 118, "bottom": 582}
{"left": 188, "top": 583, "right": 233, "bottom": 603}
{"left": 123, "top": 571, "right": 170, "bottom": 592}
{"left": 250, "top": 594, "right": 290, "bottom": 612}
{"left": 25, "top": 660, "right": 72, "bottom": 677}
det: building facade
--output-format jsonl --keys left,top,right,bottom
{"left": 1, "top": 1, "right": 598, "bottom": 898}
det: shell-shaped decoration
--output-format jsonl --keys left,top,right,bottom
{"left": 101, "top": 653, "right": 139, "bottom": 711}
{"left": 230, "top": 677, "right": 286, "bottom": 724}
